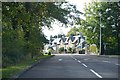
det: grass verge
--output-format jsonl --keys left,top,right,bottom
{"left": 1, "top": 54, "right": 53, "bottom": 78}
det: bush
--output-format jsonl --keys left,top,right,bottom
{"left": 67, "top": 47, "right": 72, "bottom": 53}
{"left": 48, "top": 52, "right": 51, "bottom": 55}
{"left": 58, "top": 47, "right": 64, "bottom": 53}
{"left": 72, "top": 48, "right": 76, "bottom": 53}
{"left": 79, "top": 50, "right": 85, "bottom": 54}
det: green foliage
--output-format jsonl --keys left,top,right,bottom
{"left": 66, "top": 27, "right": 79, "bottom": 36}
{"left": 89, "top": 44, "right": 98, "bottom": 54}
{"left": 67, "top": 47, "right": 76, "bottom": 53}
{"left": 72, "top": 48, "right": 76, "bottom": 53}
{"left": 58, "top": 47, "right": 64, "bottom": 53}
{"left": 67, "top": 47, "right": 72, "bottom": 53}
{"left": 2, "top": 2, "right": 81, "bottom": 67}
{"left": 2, "top": 55, "right": 52, "bottom": 78}
{"left": 66, "top": 2, "right": 120, "bottom": 55}
{"left": 78, "top": 2, "right": 120, "bottom": 55}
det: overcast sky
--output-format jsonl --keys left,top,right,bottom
{"left": 42, "top": 0, "right": 91, "bottom": 40}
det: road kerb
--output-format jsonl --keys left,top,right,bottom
{"left": 11, "top": 55, "right": 54, "bottom": 79}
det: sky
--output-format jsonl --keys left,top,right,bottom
{"left": 42, "top": 0, "right": 91, "bottom": 40}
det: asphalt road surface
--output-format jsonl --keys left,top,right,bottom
{"left": 19, "top": 54, "right": 119, "bottom": 78}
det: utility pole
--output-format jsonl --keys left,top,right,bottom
{"left": 99, "top": 13, "right": 102, "bottom": 55}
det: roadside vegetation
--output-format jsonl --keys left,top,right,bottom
{"left": 2, "top": 2, "right": 81, "bottom": 78}
{"left": 2, "top": 54, "right": 53, "bottom": 78}
{"left": 67, "top": 2, "right": 120, "bottom": 55}
{"left": 58, "top": 47, "right": 64, "bottom": 53}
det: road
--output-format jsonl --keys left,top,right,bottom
{"left": 19, "top": 54, "right": 119, "bottom": 78}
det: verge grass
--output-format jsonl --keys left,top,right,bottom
{"left": 2, "top": 54, "right": 53, "bottom": 78}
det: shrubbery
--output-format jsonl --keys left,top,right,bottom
{"left": 2, "top": 2, "right": 81, "bottom": 68}
{"left": 67, "top": 47, "right": 72, "bottom": 53}
{"left": 2, "top": 3, "right": 47, "bottom": 67}
{"left": 58, "top": 47, "right": 64, "bottom": 53}
{"left": 79, "top": 50, "right": 85, "bottom": 54}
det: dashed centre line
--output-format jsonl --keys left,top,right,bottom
{"left": 74, "top": 59, "right": 77, "bottom": 60}
{"left": 70, "top": 55, "right": 103, "bottom": 78}
{"left": 90, "top": 69, "right": 102, "bottom": 78}
{"left": 70, "top": 55, "right": 76, "bottom": 60}
{"left": 77, "top": 60, "right": 81, "bottom": 63}
{"left": 82, "top": 63, "right": 87, "bottom": 67}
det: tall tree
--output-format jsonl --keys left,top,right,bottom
{"left": 2, "top": 2, "right": 81, "bottom": 67}
{"left": 66, "top": 27, "right": 79, "bottom": 36}
{"left": 79, "top": 2, "right": 120, "bottom": 55}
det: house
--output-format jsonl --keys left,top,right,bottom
{"left": 49, "top": 33, "right": 85, "bottom": 54}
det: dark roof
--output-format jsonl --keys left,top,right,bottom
{"left": 61, "top": 37, "right": 66, "bottom": 42}
{"left": 69, "top": 35, "right": 75, "bottom": 42}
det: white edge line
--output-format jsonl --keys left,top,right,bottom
{"left": 116, "top": 63, "right": 120, "bottom": 66}
{"left": 82, "top": 63, "right": 87, "bottom": 67}
{"left": 90, "top": 69, "right": 102, "bottom": 78}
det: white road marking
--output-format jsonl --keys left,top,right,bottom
{"left": 78, "top": 60, "right": 81, "bottom": 63}
{"left": 84, "top": 59, "right": 89, "bottom": 60}
{"left": 115, "top": 63, "right": 120, "bottom": 66}
{"left": 82, "top": 63, "right": 87, "bottom": 67}
{"left": 70, "top": 55, "right": 77, "bottom": 61}
{"left": 70, "top": 55, "right": 75, "bottom": 59}
{"left": 102, "top": 60, "right": 110, "bottom": 63}
{"left": 58, "top": 59, "right": 62, "bottom": 61}
{"left": 75, "top": 59, "right": 77, "bottom": 60}
{"left": 90, "top": 69, "right": 102, "bottom": 78}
